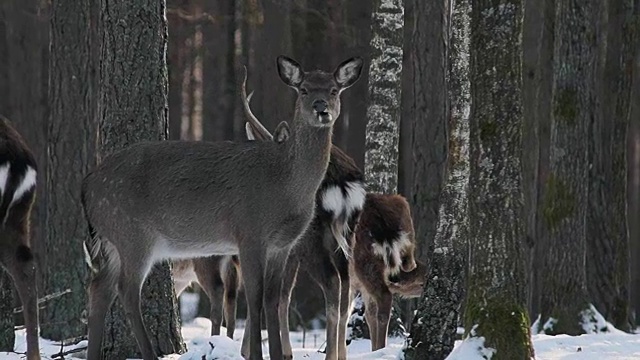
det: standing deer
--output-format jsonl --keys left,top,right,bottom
{"left": 349, "top": 193, "right": 425, "bottom": 352}
{"left": 240, "top": 89, "right": 424, "bottom": 358}
{"left": 0, "top": 116, "right": 40, "bottom": 360}
{"left": 80, "top": 55, "right": 363, "bottom": 360}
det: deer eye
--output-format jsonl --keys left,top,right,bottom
{"left": 300, "top": 88, "right": 308, "bottom": 95}
{"left": 330, "top": 88, "right": 339, "bottom": 96}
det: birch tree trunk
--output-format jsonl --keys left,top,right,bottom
{"left": 538, "top": 0, "right": 598, "bottom": 335}
{"left": 364, "top": 0, "right": 404, "bottom": 194}
{"left": 464, "top": 0, "right": 534, "bottom": 358}
{"left": 586, "top": 0, "right": 634, "bottom": 332}
{"left": 405, "top": 0, "right": 469, "bottom": 358}
{"left": 96, "top": 0, "right": 184, "bottom": 357}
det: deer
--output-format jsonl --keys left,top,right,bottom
{"left": 238, "top": 87, "right": 424, "bottom": 358}
{"left": 349, "top": 193, "right": 426, "bottom": 352}
{"left": 80, "top": 55, "right": 363, "bottom": 360}
{"left": 0, "top": 116, "right": 41, "bottom": 360}
{"left": 172, "top": 256, "right": 241, "bottom": 338}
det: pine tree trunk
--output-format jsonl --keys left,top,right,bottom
{"left": 538, "top": 0, "right": 598, "bottom": 335}
{"left": 629, "top": 1, "right": 640, "bottom": 325}
{"left": 405, "top": 0, "right": 469, "bottom": 358}
{"left": 44, "top": 0, "right": 99, "bottom": 340}
{"left": 464, "top": 1, "right": 534, "bottom": 358}
{"left": 364, "top": 0, "right": 404, "bottom": 195}
{"left": 96, "top": 0, "right": 184, "bottom": 357}
{"left": 586, "top": 0, "right": 634, "bottom": 332}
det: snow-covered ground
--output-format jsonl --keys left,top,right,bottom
{"left": 4, "top": 317, "right": 640, "bottom": 359}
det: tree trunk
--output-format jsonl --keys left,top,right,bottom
{"left": 0, "top": 271, "right": 13, "bottom": 351}
{"left": 530, "top": 0, "right": 555, "bottom": 321}
{"left": 408, "top": 0, "right": 449, "bottom": 263}
{"left": 538, "top": 0, "right": 598, "bottom": 336}
{"left": 586, "top": 0, "right": 635, "bottom": 332}
{"left": 44, "top": 0, "right": 99, "bottom": 340}
{"left": 364, "top": 0, "right": 404, "bottom": 194}
{"left": 629, "top": 0, "right": 640, "bottom": 326}
{"left": 96, "top": 0, "right": 184, "bottom": 357}
{"left": 405, "top": 0, "right": 469, "bottom": 358}
{"left": 464, "top": 1, "right": 534, "bottom": 358}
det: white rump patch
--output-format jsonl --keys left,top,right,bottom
{"left": 344, "top": 181, "right": 366, "bottom": 216}
{"left": 0, "top": 163, "right": 10, "bottom": 196}
{"left": 321, "top": 186, "right": 344, "bottom": 215}
{"left": 321, "top": 181, "right": 365, "bottom": 219}
{"left": 11, "top": 166, "right": 36, "bottom": 206}
{"left": 371, "top": 231, "right": 412, "bottom": 276}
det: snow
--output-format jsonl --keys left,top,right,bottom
{"left": 3, "top": 317, "right": 640, "bottom": 359}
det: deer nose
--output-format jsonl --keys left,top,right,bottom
{"left": 313, "top": 99, "right": 328, "bottom": 113}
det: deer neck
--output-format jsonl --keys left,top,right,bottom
{"left": 286, "top": 115, "right": 333, "bottom": 190}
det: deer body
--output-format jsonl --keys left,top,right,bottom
{"left": 0, "top": 116, "right": 40, "bottom": 360}
{"left": 82, "top": 56, "right": 363, "bottom": 360}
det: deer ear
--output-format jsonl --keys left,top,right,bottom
{"left": 334, "top": 57, "right": 364, "bottom": 89}
{"left": 245, "top": 122, "right": 256, "bottom": 141}
{"left": 273, "top": 121, "right": 291, "bottom": 144}
{"left": 277, "top": 56, "right": 304, "bottom": 88}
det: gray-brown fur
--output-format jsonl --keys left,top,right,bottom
{"left": 81, "top": 56, "right": 363, "bottom": 360}
{"left": 0, "top": 116, "right": 40, "bottom": 360}
{"left": 172, "top": 256, "right": 241, "bottom": 338}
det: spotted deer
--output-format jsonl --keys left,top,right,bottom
{"left": 240, "top": 91, "right": 424, "bottom": 358}
{"left": 80, "top": 56, "right": 363, "bottom": 360}
{"left": 0, "top": 116, "right": 40, "bottom": 360}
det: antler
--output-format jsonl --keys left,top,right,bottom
{"left": 242, "top": 66, "right": 273, "bottom": 141}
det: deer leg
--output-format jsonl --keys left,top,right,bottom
{"left": 86, "top": 242, "right": 120, "bottom": 360}
{"left": 1, "top": 243, "right": 41, "bottom": 360}
{"left": 194, "top": 259, "right": 224, "bottom": 336}
{"left": 337, "top": 267, "right": 350, "bottom": 360}
{"left": 363, "top": 293, "right": 378, "bottom": 351}
{"left": 373, "top": 291, "right": 392, "bottom": 351}
{"left": 279, "top": 258, "right": 300, "bottom": 360}
{"left": 239, "top": 247, "right": 265, "bottom": 360}
{"left": 223, "top": 258, "right": 240, "bottom": 339}
{"left": 117, "top": 261, "right": 156, "bottom": 360}
{"left": 263, "top": 248, "right": 289, "bottom": 360}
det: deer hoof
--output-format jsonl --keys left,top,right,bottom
{"left": 284, "top": 355, "right": 293, "bottom": 360}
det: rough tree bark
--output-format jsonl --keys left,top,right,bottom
{"left": 629, "top": 0, "right": 640, "bottom": 325}
{"left": 405, "top": 0, "right": 470, "bottom": 358}
{"left": 538, "top": 0, "right": 599, "bottom": 336}
{"left": 529, "top": 0, "right": 555, "bottom": 321}
{"left": 586, "top": 0, "right": 634, "bottom": 332}
{"left": 96, "top": 0, "right": 184, "bottom": 358}
{"left": 363, "top": 0, "right": 404, "bottom": 194}
{"left": 464, "top": 0, "right": 534, "bottom": 358}
{"left": 0, "top": 272, "right": 13, "bottom": 351}
{"left": 44, "top": 0, "right": 98, "bottom": 340}
{"left": 408, "top": 0, "right": 449, "bottom": 264}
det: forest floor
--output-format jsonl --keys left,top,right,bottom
{"left": 4, "top": 315, "right": 640, "bottom": 359}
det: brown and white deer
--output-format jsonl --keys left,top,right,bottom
{"left": 80, "top": 56, "right": 363, "bottom": 360}
{"left": 0, "top": 116, "right": 41, "bottom": 360}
